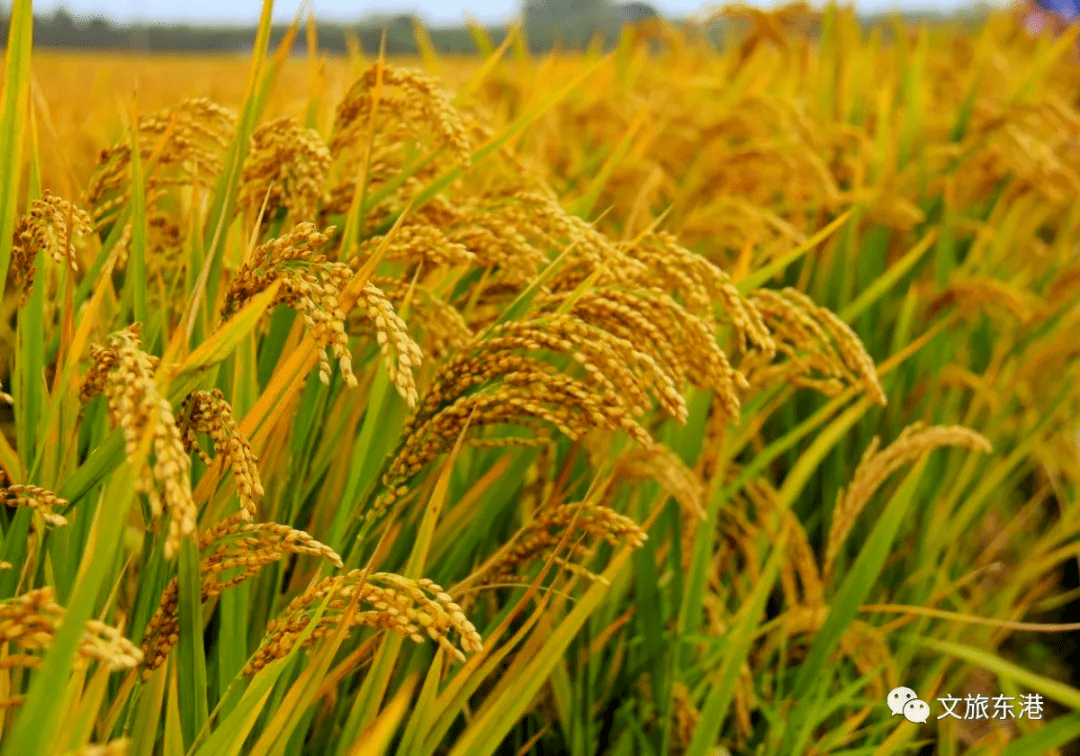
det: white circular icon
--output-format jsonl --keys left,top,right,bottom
{"left": 887, "top": 686, "right": 918, "bottom": 716}
{"left": 902, "top": 698, "right": 930, "bottom": 724}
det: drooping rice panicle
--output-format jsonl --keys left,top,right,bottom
{"left": 331, "top": 63, "right": 472, "bottom": 169}
{"left": 743, "top": 287, "right": 888, "bottom": 405}
{"left": 10, "top": 191, "right": 92, "bottom": 304}
{"left": 1, "top": 473, "right": 68, "bottom": 527}
{"left": 0, "top": 588, "right": 143, "bottom": 673}
{"left": 482, "top": 502, "right": 648, "bottom": 586}
{"left": 177, "top": 389, "right": 264, "bottom": 520}
{"left": 355, "top": 276, "right": 474, "bottom": 361}
{"left": 243, "top": 571, "right": 482, "bottom": 674}
{"left": 238, "top": 116, "right": 332, "bottom": 226}
{"left": 80, "top": 324, "right": 195, "bottom": 558}
{"left": 825, "top": 423, "right": 993, "bottom": 579}
{"left": 85, "top": 98, "right": 236, "bottom": 227}
{"left": 222, "top": 223, "right": 357, "bottom": 386}
{"left": 139, "top": 514, "right": 342, "bottom": 677}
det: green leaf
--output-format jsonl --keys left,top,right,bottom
{"left": 130, "top": 665, "right": 169, "bottom": 756}
{"left": 908, "top": 636, "right": 1080, "bottom": 711}
{"left": 178, "top": 537, "right": 210, "bottom": 748}
{"left": 195, "top": 0, "right": 281, "bottom": 325}
{"left": 124, "top": 101, "right": 149, "bottom": 325}
{"left": 16, "top": 248, "right": 45, "bottom": 474}
{"left": 1001, "top": 711, "right": 1080, "bottom": 755}
{"left": 0, "top": 0, "right": 32, "bottom": 301}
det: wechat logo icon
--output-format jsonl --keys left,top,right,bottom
{"left": 888, "top": 686, "right": 930, "bottom": 723}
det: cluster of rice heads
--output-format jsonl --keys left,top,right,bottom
{"left": 0, "top": 587, "right": 144, "bottom": 678}
{"left": 502, "top": 9, "right": 1080, "bottom": 750}
{"left": 0, "top": 44, "right": 892, "bottom": 738}
{"left": 422, "top": 10, "right": 1080, "bottom": 749}
{"left": 2, "top": 8, "right": 1079, "bottom": 752}
{"left": 497, "top": 7, "right": 1080, "bottom": 274}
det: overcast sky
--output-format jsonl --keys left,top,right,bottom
{"left": 30, "top": 0, "right": 1000, "bottom": 28}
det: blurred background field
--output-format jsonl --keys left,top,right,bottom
{"left": 2, "top": 1, "right": 1080, "bottom": 755}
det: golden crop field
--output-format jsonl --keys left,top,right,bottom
{"left": 2, "top": 1, "right": 1080, "bottom": 754}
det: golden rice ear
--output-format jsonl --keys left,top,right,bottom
{"left": 482, "top": 502, "right": 648, "bottom": 587}
{"left": 357, "top": 281, "right": 424, "bottom": 406}
{"left": 80, "top": 324, "right": 195, "bottom": 559}
{"left": 544, "top": 287, "right": 745, "bottom": 422}
{"left": 331, "top": 64, "right": 472, "bottom": 170}
{"left": 745, "top": 287, "right": 887, "bottom": 405}
{"left": 222, "top": 222, "right": 396, "bottom": 391}
{"left": 10, "top": 191, "right": 92, "bottom": 305}
{"left": 613, "top": 230, "right": 775, "bottom": 356}
{"left": 1, "top": 477, "right": 69, "bottom": 528}
{"left": 178, "top": 390, "right": 264, "bottom": 521}
{"left": 140, "top": 515, "right": 342, "bottom": 678}
{"left": 84, "top": 98, "right": 237, "bottom": 228}
{"left": 606, "top": 445, "right": 706, "bottom": 521}
{"left": 0, "top": 588, "right": 143, "bottom": 675}
{"left": 357, "top": 221, "right": 475, "bottom": 269}
{"left": 369, "top": 309, "right": 693, "bottom": 522}
{"left": 353, "top": 276, "right": 474, "bottom": 362}
{"left": 824, "top": 423, "right": 992, "bottom": 581}
{"left": 238, "top": 116, "right": 331, "bottom": 226}
{"left": 242, "top": 571, "right": 482, "bottom": 675}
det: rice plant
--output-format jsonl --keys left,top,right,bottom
{"left": 2, "top": 1, "right": 1080, "bottom": 754}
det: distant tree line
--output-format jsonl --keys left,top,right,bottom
{"left": 0, "top": 2, "right": 997, "bottom": 55}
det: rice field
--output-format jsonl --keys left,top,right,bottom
{"left": 2, "top": 1, "right": 1080, "bottom": 754}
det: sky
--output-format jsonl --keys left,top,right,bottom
{"left": 29, "top": 0, "right": 1003, "bottom": 28}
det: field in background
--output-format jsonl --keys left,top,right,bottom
{"left": 2, "top": 2, "right": 1080, "bottom": 755}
